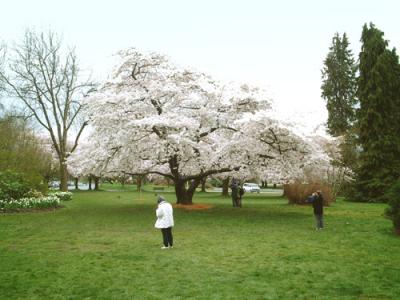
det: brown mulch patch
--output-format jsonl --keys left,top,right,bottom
{"left": 173, "top": 203, "right": 214, "bottom": 210}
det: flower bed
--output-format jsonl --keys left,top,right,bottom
{"left": 51, "top": 191, "right": 73, "bottom": 201}
{"left": 0, "top": 196, "right": 60, "bottom": 211}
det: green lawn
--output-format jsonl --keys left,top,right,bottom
{"left": 1, "top": 189, "right": 399, "bottom": 299}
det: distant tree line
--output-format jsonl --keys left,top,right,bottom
{"left": 0, "top": 109, "right": 57, "bottom": 191}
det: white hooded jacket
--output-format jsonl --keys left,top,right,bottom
{"left": 155, "top": 201, "right": 174, "bottom": 229}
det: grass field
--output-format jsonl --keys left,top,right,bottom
{"left": 1, "top": 188, "right": 399, "bottom": 299}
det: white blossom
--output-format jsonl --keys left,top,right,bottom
{"left": 69, "top": 48, "right": 329, "bottom": 200}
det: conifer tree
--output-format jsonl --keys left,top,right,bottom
{"left": 354, "top": 23, "right": 400, "bottom": 202}
{"left": 321, "top": 33, "right": 358, "bottom": 197}
{"left": 321, "top": 32, "right": 357, "bottom": 137}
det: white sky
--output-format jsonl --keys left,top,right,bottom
{"left": 1, "top": 0, "right": 400, "bottom": 131}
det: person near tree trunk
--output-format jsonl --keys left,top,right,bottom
{"left": 238, "top": 185, "right": 244, "bottom": 207}
{"left": 230, "top": 178, "right": 240, "bottom": 207}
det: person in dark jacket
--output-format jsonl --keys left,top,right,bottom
{"left": 308, "top": 191, "right": 324, "bottom": 230}
{"left": 238, "top": 185, "right": 245, "bottom": 207}
{"left": 230, "top": 178, "right": 239, "bottom": 207}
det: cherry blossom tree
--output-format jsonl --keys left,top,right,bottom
{"left": 70, "top": 49, "right": 319, "bottom": 204}
{"left": 300, "top": 134, "right": 351, "bottom": 196}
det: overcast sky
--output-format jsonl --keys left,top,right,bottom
{"left": 1, "top": 0, "right": 399, "bottom": 131}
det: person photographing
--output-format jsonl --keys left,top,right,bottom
{"left": 307, "top": 191, "right": 324, "bottom": 230}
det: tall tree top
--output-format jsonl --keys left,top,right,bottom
{"left": 359, "top": 23, "right": 388, "bottom": 80}
{"left": 321, "top": 32, "right": 357, "bottom": 137}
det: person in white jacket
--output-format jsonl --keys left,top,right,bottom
{"left": 155, "top": 196, "right": 174, "bottom": 249}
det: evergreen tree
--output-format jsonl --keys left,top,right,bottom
{"left": 354, "top": 23, "right": 400, "bottom": 202}
{"left": 321, "top": 33, "right": 358, "bottom": 197}
{"left": 321, "top": 32, "right": 357, "bottom": 137}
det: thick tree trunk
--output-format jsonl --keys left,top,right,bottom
{"left": 222, "top": 177, "right": 230, "bottom": 197}
{"left": 94, "top": 177, "right": 100, "bottom": 190}
{"left": 59, "top": 163, "right": 68, "bottom": 191}
{"left": 188, "top": 179, "right": 201, "bottom": 201}
{"left": 174, "top": 180, "right": 191, "bottom": 204}
{"left": 88, "top": 176, "right": 92, "bottom": 191}
{"left": 168, "top": 155, "right": 221, "bottom": 204}
{"left": 174, "top": 178, "right": 201, "bottom": 205}
{"left": 74, "top": 177, "right": 79, "bottom": 190}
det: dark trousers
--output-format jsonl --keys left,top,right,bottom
{"left": 232, "top": 196, "right": 241, "bottom": 207}
{"left": 315, "top": 214, "right": 324, "bottom": 229}
{"left": 161, "top": 227, "right": 173, "bottom": 247}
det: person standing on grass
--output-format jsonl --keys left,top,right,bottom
{"left": 230, "top": 178, "right": 239, "bottom": 207}
{"left": 155, "top": 195, "right": 174, "bottom": 249}
{"left": 308, "top": 191, "right": 324, "bottom": 230}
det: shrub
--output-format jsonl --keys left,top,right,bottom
{"left": 52, "top": 191, "right": 73, "bottom": 201}
{"left": 283, "top": 183, "right": 335, "bottom": 205}
{"left": 0, "top": 195, "right": 60, "bottom": 211}
{"left": 0, "top": 171, "right": 31, "bottom": 201}
{"left": 385, "top": 179, "right": 400, "bottom": 234}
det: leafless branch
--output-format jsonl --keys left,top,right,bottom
{"left": 0, "top": 29, "right": 96, "bottom": 190}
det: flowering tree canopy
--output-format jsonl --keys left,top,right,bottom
{"left": 69, "top": 49, "right": 325, "bottom": 204}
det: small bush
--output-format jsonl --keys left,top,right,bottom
{"left": 283, "top": 183, "right": 334, "bottom": 205}
{"left": 385, "top": 179, "right": 400, "bottom": 234}
{"left": 0, "top": 171, "right": 32, "bottom": 201}
{"left": 0, "top": 195, "right": 60, "bottom": 211}
{"left": 52, "top": 191, "right": 73, "bottom": 201}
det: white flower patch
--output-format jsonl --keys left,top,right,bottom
{"left": 0, "top": 196, "right": 60, "bottom": 210}
{"left": 51, "top": 192, "right": 73, "bottom": 201}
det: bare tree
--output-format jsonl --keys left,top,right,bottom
{"left": 0, "top": 29, "right": 95, "bottom": 191}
